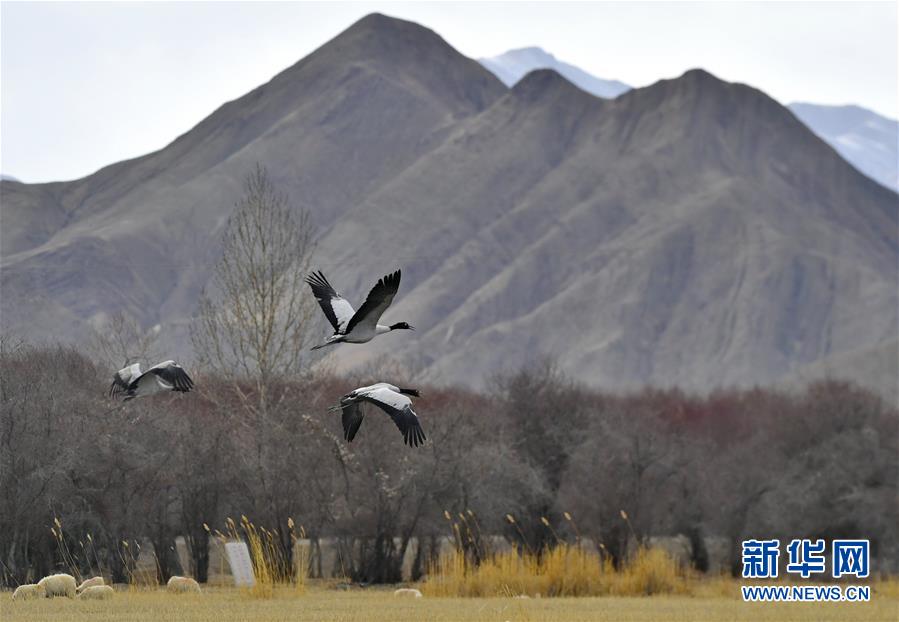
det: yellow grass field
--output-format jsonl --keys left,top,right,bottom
{"left": 3, "top": 584, "right": 898, "bottom": 622}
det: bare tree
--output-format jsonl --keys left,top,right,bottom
{"left": 191, "top": 163, "right": 317, "bottom": 417}
{"left": 492, "top": 359, "right": 590, "bottom": 554}
{"left": 190, "top": 164, "right": 319, "bottom": 572}
{"left": 90, "top": 311, "right": 161, "bottom": 370}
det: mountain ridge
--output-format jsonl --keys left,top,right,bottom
{"left": 480, "top": 46, "right": 630, "bottom": 98}
{"left": 478, "top": 46, "right": 898, "bottom": 193}
{"left": 2, "top": 13, "right": 895, "bottom": 394}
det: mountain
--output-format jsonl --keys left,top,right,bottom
{"left": 479, "top": 47, "right": 630, "bottom": 98}
{"left": 2, "top": 14, "right": 896, "bottom": 393}
{"left": 1, "top": 13, "right": 505, "bottom": 335}
{"left": 323, "top": 67, "right": 897, "bottom": 389}
{"left": 0, "top": 174, "right": 20, "bottom": 182}
{"left": 479, "top": 48, "right": 899, "bottom": 193}
{"left": 788, "top": 103, "right": 898, "bottom": 192}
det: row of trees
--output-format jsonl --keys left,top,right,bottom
{"left": 2, "top": 167, "right": 896, "bottom": 585}
{"left": 2, "top": 340, "right": 896, "bottom": 585}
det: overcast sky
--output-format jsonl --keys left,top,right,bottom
{"left": 2, "top": 1, "right": 896, "bottom": 183}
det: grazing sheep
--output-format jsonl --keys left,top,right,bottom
{"left": 37, "top": 573, "right": 76, "bottom": 598}
{"left": 76, "top": 576, "right": 105, "bottom": 593}
{"left": 166, "top": 575, "right": 201, "bottom": 594}
{"left": 393, "top": 588, "right": 423, "bottom": 598}
{"left": 11, "top": 583, "right": 46, "bottom": 601}
{"left": 77, "top": 585, "right": 114, "bottom": 600}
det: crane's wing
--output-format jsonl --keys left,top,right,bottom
{"left": 110, "top": 363, "right": 141, "bottom": 398}
{"left": 344, "top": 270, "right": 401, "bottom": 335}
{"left": 361, "top": 387, "right": 426, "bottom": 447}
{"left": 305, "top": 271, "right": 357, "bottom": 334}
{"left": 145, "top": 360, "right": 194, "bottom": 392}
{"left": 340, "top": 401, "right": 366, "bottom": 442}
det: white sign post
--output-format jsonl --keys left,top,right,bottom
{"left": 224, "top": 541, "right": 256, "bottom": 588}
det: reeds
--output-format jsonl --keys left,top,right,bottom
{"left": 614, "top": 546, "right": 687, "bottom": 596}
{"left": 423, "top": 543, "right": 609, "bottom": 597}
{"left": 422, "top": 511, "right": 687, "bottom": 598}
{"left": 45, "top": 513, "right": 307, "bottom": 594}
{"left": 48, "top": 516, "right": 148, "bottom": 587}
{"left": 222, "top": 515, "right": 308, "bottom": 598}
{"left": 50, "top": 517, "right": 82, "bottom": 582}
{"left": 423, "top": 543, "right": 688, "bottom": 598}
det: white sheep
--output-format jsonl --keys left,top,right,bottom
{"left": 77, "top": 585, "right": 114, "bottom": 600}
{"left": 76, "top": 576, "right": 105, "bottom": 593}
{"left": 37, "top": 573, "right": 76, "bottom": 598}
{"left": 166, "top": 575, "right": 201, "bottom": 594}
{"left": 393, "top": 588, "right": 423, "bottom": 598}
{"left": 11, "top": 583, "right": 46, "bottom": 601}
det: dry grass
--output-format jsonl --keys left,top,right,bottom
{"left": 422, "top": 544, "right": 687, "bottom": 598}
{"left": 3, "top": 583, "right": 897, "bottom": 622}
{"left": 613, "top": 547, "right": 687, "bottom": 596}
{"left": 18, "top": 512, "right": 898, "bottom": 621}
{"left": 873, "top": 577, "right": 899, "bottom": 599}
{"left": 423, "top": 545, "right": 601, "bottom": 597}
